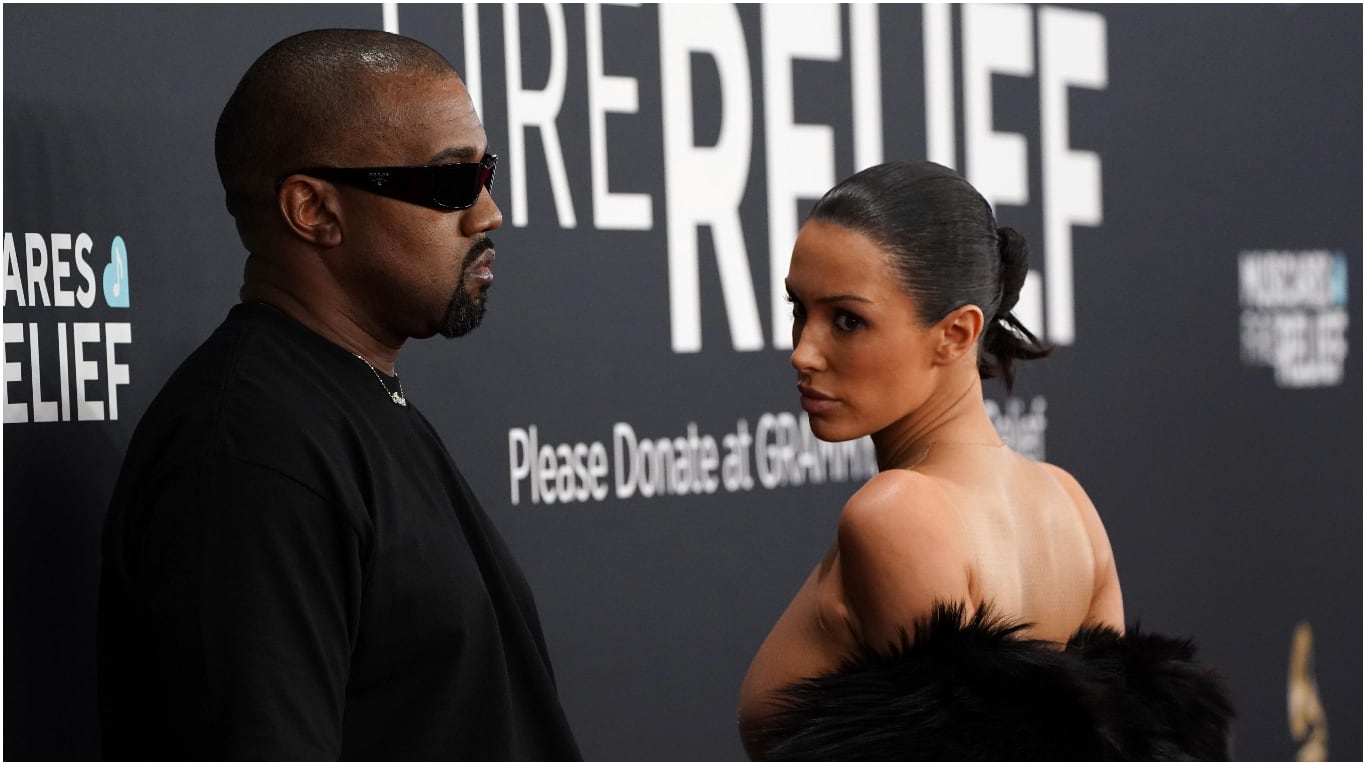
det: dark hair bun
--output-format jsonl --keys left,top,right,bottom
{"left": 981, "top": 226, "right": 1050, "bottom": 390}
{"left": 995, "top": 227, "right": 1029, "bottom": 318}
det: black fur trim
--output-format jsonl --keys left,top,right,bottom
{"left": 755, "top": 603, "right": 1234, "bottom": 761}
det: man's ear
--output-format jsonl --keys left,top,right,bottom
{"left": 276, "top": 175, "right": 343, "bottom": 248}
{"left": 932, "top": 304, "right": 985, "bottom": 365}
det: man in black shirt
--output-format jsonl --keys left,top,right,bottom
{"left": 97, "top": 29, "right": 580, "bottom": 760}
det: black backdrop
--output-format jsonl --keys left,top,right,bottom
{"left": 4, "top": 4, "right": 1361, "bottom": 760}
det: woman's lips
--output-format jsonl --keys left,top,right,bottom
{"left": 798, "top": 385, "right": 839, "bottom": 414}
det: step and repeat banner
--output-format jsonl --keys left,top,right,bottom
{"left": 3, "top": 4, "right": 1360, "bottom": 760}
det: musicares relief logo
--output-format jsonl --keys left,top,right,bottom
{"left": 1239, "top": 250, "right": 1350, "bottom": 389}
{"left": 2, "top": 231, "right": 134, "bottom": 423}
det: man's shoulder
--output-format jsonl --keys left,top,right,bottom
{"left": 125, "top": 305, "right": 366, "bottom": 478}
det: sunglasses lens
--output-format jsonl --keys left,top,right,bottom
{"left": 432, "top": 164, "right": 480, "bottom": 209}
{"left": 430, "top": 155, "right": 497, "bottom": 210}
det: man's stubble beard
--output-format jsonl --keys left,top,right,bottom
{"left": 438, "top": 237, "right": 493, "bottom": 338}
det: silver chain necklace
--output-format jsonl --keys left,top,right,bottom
{"left": 353, "top": 354, "right": 407, "bottom": 406}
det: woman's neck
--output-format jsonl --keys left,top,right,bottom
{"left": 872, "top": 374, "right": 1003, "bottom": 470}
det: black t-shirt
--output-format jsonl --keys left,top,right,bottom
{"left": 97, "top": 302, "right": 580, "bottom": 760}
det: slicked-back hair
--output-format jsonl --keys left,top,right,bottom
{"left": 808, "top": 161, "right": 1050, "bottom": 391}
{"left": 214, "top": 28, "right": 457, "bottom": 236}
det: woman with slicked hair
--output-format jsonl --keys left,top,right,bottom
{"left": 738, "top": 161, "right": 1232, "bottom": 761}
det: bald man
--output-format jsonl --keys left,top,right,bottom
{"left": 97, "top": 29, "right": 580, "bottom": 760}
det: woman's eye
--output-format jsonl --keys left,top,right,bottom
{"left": 833, "top": 312, "right": 863, "bottom": 333}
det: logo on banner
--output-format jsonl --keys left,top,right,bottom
{"left": 3, "top": 231, "right": 134, "bottom": 423}
{"left": 1238, "top": 250, "right": 1350, "bottom": 388}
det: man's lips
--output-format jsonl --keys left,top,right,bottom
{"left": 468, "top": 249, "right": 495, "bottom": 282}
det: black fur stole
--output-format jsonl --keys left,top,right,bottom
{"left": 756, "top": 603, "right": 1234, "bottom": 761}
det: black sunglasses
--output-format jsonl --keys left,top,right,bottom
{"left": 282, "top": 153, "right": 497, "bottom": 212}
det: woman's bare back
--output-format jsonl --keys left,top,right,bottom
{"left": 737, "top": 443, "right": 1122, "bottom": 756}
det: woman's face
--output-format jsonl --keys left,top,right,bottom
{"left": 786, "top": 220, "right": 940, "bottom": 442}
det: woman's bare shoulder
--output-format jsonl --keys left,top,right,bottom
{"left": 834, "top": 470, "right": 973, "bottom": 647}
{"left": 1037, "top": 461, "right": 1087, "bottom": 497}
{"left": 1036, "top": 462, "right": 1105, "bottom": 535}
{"left": 837, "top": 470, "right": 966, "bottom": 552}
{"left": 842, "top": 468, "right": 950, "bottom": 515}
{"left": 1037, "top": 461, "right": 1125, "bottom": 628}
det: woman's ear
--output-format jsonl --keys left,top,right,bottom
{"left": 276, "top": 175, "right": 343, "bottom": 248}
{"left": 933, "top": 304, "right": 985, "bottom": 365}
